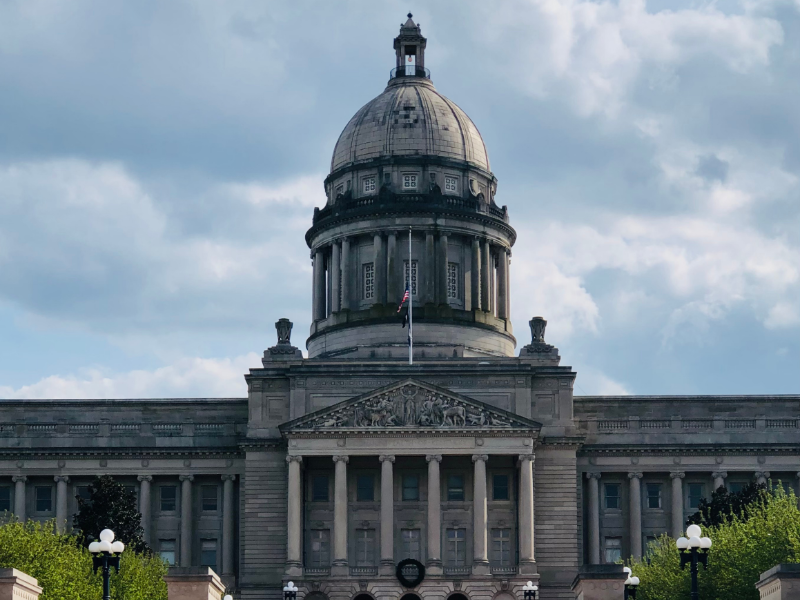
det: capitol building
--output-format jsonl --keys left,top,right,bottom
{"left": 2, "top": 15, "right": 799, "bottom": 600}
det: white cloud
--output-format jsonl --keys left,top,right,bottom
{"left": 765, "top": 302, "right": 800, "bottom": 329}
{"left": 573, "top": 366, "right": 631, "bottom": 395}
{"left": 0, "top": 353, "right": 260, "bottom": 399}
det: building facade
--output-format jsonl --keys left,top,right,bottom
{"left": 1, "top": 15, "right": 799, "bottom": 600}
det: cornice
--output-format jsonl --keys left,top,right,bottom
{"left": 580, "top": 444, "right": 800, "bottom": 456}
{"left": 0, "top": 447, "right": 243, "bottom": 460}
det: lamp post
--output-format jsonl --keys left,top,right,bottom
{"left": 623, "top": 567, "right": 640, "bottom": 600}
{"left": 522, "top": 580, "right": 538, "bottom": 600}
{"left": 88, "top": 528, "right": 125, "bottom": 600}
{"left": 283, "top": 581, "right": 299, "bottom": 600}
{"left": 676, "top": 523, "right": 712, "bottom": 600}
{"left": 224, "top": 595, "right": 233, "bottom": 600}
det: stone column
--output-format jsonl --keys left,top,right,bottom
{"left": 756, "top": 471, "right": 770, "bottom": 485}
{"left": 387, "top": 232, "right": 398, "bottom": 304}
{"left": 285, "top": 457, "right": 303, "bottom": 574}
{"left": 12, "top": 476, "right": 26, "bottom": 522}
{"left": 712, "top": 471, "right": 727, "bottom": 492}
{"left": 671, "top": 472, "right": 685, "bottom": 538}
{"left": 313, "top": 249, "right": 325, "bottom": 321}
{"left": 628, "top": 472, "right": 642, "bottom": 559}
{"left": 481, "top": 239, "right": 492, "bottom": 313}
{"left": 374, "top": 234, "right": 386, "bottom": 305}
{"left": 326, "top": 251, "right": 332, "bottom": 316}
{"left": 179, "top": 475, "right": 194, "bottom": 567}
{"left": 498, "top": 248, "right": 509, "bottom": 319}
{"left": 587, "top": 472, "right": 602, "bottom": 564}
{"left": 472, "top": 454, "right": 489, "bottom": 574}
{"left": 426, "top": 454, "right": 442, "bottom": 574}
{"left": 518, "top": 454, "right": 536, "bottom": 573}
{"left": 222, "top": 474, "right": 236, "bottom": 576}
{"left": 471, "top": 238, "right": 481, "bottom": 311}
{"left": 54, "top": 476, "right": 69, "bottom": 533}
{"left": 379, "top": 455, "right": 395, "bottom": 574}
{"left": 341, "top": 237, "right": 351, "bottom": 311}
{"left": 331, "top": 241, "right": 341, "bottom": 313}
{"left": 138, "top": 475, "right": 152, "bottom": 544}
{"left": 332, "top": 455, "right": 349, "bottom": 575}
{"left": 436, "top": 233, "right": 448, "bottom": 304}
{"left": 425, "top": 232, "right": 435, "bottom": 304}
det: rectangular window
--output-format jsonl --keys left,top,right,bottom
{"left": 402, "top": 475, "right": 420, "bottom": 501}
{"left": 201, "top": 485, "right": 218, "bottom": 512}
{"left": 159, "top": 540, "right": 176, "bottom": 566}
{"left": 604, "top": 537, "right": 622, "bottom": 564}
{"left": 646, "top": 483, "right": 662, "bottom": 509}
{"left": 445, "top": 176, "right": 458, "bottom": 193}
{"left": 35, "top": 486, "right": 52, "bottom": 513}
{"left": 76, "top": 485, "right": 91, "bottom": 505}
{"left": 447, "top": 263, "right": 459, "bottom": 299}
{"left": 447, "top": 474, "right": 465, "bottom": 501}
{"left": 493, "top": 475, "right": 510, "bottom": 501}
{"left": 200, "top": 540, "right": 217, "bottom": 567}
{"left": 335, "top": 184, "right": 344, "bottom": 197}
{"left": 355, "top": 528, "right": 376, "bottom": 566}
{"left": 160, "top": 486, "right": 177, "bottom": 512}
{"left": 605, "top": 483, "right": 620, "bottom": 509}
{"left": 0, "top": 487, "right": 10, "bottom": 512}
{"left": 311, "top": 475, "right": 329, "bottom": 502}
{"left": 645, "top": 536, "right": 657, "bottom": 556}
{"left": 401, "top": 528, "right": 421, "bottom": 560}
{"left": 309, "top": 529, "right": 331, "bottom": 567}
{"left": 491, "top": 528, "right": 512, "bottom": 566}
{"left": 446, "top": 528, "right": 467, "bottom": 566}
{"left": 363, "top": 177, "right": 376, "bottom": 194}
{"left": 404, "top": 260, "right": 418, "bottom": 297}
{"left": 688, "top": 483, "right": 704, "bottom": 509}
{"left": 363, "top": 263, "right": 375, "bottom": 300}
{"left": 403, "top": 174, "right": 417, "bottom": 189}
{"left": 356, "top": 475, "right": 374, "bottom": 501}
{"left": 728, "top": 482, "right": 745, "bottom": 494}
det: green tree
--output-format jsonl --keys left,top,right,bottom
{"left": 0, "top": 519, "right": 167, "bottom": 600}
{"left": 687, "top": 482, "right": 768, "bottom": 528}
{"left": 630, "top": 485, "right": 800, "bottom": 600}
{"left": 73, "top": 475, "right": 148, "bottom": 553}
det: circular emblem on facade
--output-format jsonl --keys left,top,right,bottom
{"left": 396, "top": 558, "right": 425, "bottom": 588}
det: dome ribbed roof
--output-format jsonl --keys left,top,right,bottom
{"left": 331, "top": 79, "right": 490, "bottom": 173}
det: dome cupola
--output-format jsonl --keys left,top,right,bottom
{"left": 306, "top": 16, "right": 516, "bottom": 359}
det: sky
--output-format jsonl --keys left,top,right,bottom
{"left": 0, "top": 0, "right": 798, "bottom": 399}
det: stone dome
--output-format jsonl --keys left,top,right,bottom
{"left": 330, "top": 78, "right": 491, "bottom": 174}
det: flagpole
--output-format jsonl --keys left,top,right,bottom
{"left": 408, "top": 226, "right": 413, "bottom": 366}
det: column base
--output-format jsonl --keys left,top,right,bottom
{"left": 425, "top": 560, "right": 442, "bottom": 576}
{"left": 380, "top": 561, "right": 395, "bottom": 576}
{"left": 518, "top": 560, "right": 538, "bottom": 576}
{"left": 284, "top": 562, "right": 303, "bottom": 578}
{"left": 472, "top": 560, "right": 490, "bottom": 575}
{"left": 331, "top": 562, "right": 349, "bottom": 577}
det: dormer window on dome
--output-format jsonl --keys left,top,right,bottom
{"left": 391, "top": 14, "right": 430, "bottom": 80}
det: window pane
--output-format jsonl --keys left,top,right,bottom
{"left": 404, "top": 260, "right": 418, "bottom": 297}
{"left": 493, "top": 475, "right": 509, "bottom": 501}
{"left": 605, "top": 484, "right": 620, "bottom": 509}
{"left": 445, "top": 176, "right": 458, "bottom": 193}
{"left": 159, "top": 540, "right": 176, "bottom": 566}
{"left": 201, "top": 485, "right": 218, "bottom": 511}
{"left": 401, "top": 529, "right": 421, "bottom": 560}
{"left": 728, "top": 482, "right": 745, "bottom": 494}
{"left": 35, "top": 486, "right": 52, "bottom": 512}
{"left": 310, "top": 530, "right": 331, "bottom": 567}
{"left": 402, "top": 475, "right": 420, "bottom": 501}
{"left": 311, "top": 475, "right": 329, "bottom": 502}
{"left": 160, "top": 486, "right": 177, "bottom": 512}
{"left": 604, "top": 537, "right": 622, "bottom": 563}
{"left": 355, "top": 529, "right": 376, "bottom": 565}
{"left": 491, "top": 528, "right": 511, "bottom": 565}
{"left": 363, "top": 263, "right": 375, "bottom": 299}
{"left": 76, "top": 486, "right": 91, "bottom": 503}
{"left": 363, "top": 177, "right": 376, "bottom": 193}
{"left": 646, "top": 484, "right": 661, "bottom": 509}
{"left": 688, "top": 483, "right": 704, "bottom": 509}
{"left": 447, "top": 263, "right": 459, "bottom": 299}
{"left": 356, "top": 475, "right": 374, "bottom": 501}
{"left": 447, "top": 475, "right": 465, "bottom": 501}
{"left": 0, "top": 488, "right": 10, "bottom": 512}
{"left": 200, "top": 540, "right": 217, "bottom": 567}
{"left": 446, "top": 528, "right": 466, "bottom": 566}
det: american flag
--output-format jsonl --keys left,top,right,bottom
{"left": 397, "top": 286, "right": 410, "bottom": 312}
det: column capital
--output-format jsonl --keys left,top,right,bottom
{"left": 755, "top": 471, "right": 770, "bottom": 480}
{"left": 628, "top": 472, "right": 643, "bottom": 480}
{"left": 179, "top": 474, "right": 194, "bottom": 482}
{"left": 221, "top": 474, "right": 237, "bottom": 482}
{"left": 379, "top": 455, "right": 395, "bottom": 463}
{"left": 670, "top": 471, "right": 685, "bottom": 480}
{"left": 332, "top": 455, "right": 349, "bottom": 464}
{"left": 54, "top": 475, "right": 70, "bottom": 483}
{"left": 472, "top": 454, "right": 489, "bottom": 463}
{"left": 426, "top": 454, "right": 442, "bottom": 463}
{"left": 286, "top": 455, "right": 303, "bottom": 465}
{"left": 711, "top": 471, "right": 727, "bottom": 479}
{"left": 517, "top": 454, "right": 535, "bottom": 464}
{"left": 12, "top": 475, "right": 27, "bottom": 483}
{"left": 586, "top": 472, "right": 602, "bottom": 480}
{"left": 137, "top": 475, "right": 153, "bottom": 482}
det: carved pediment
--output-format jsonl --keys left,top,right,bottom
{"left": 281, "top": 379, "right": 541, "bottom": 434}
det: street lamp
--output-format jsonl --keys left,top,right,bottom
{"left": 676, "top": 523, "right": 712, "bottom": 600}
{"left": 224, "top": 595, "right": 233, "bottom": 600}
{"left": 283, "top": 581, "right": 299, "bottom": 600}
{"left": 88, "top": 528, "right": 125, "bottom": 600}
{"left": 522, "top": 580, "right": 538, "bottom": 600}
{"left": 623, "top": 567, "right": 640, "bottom": 599}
